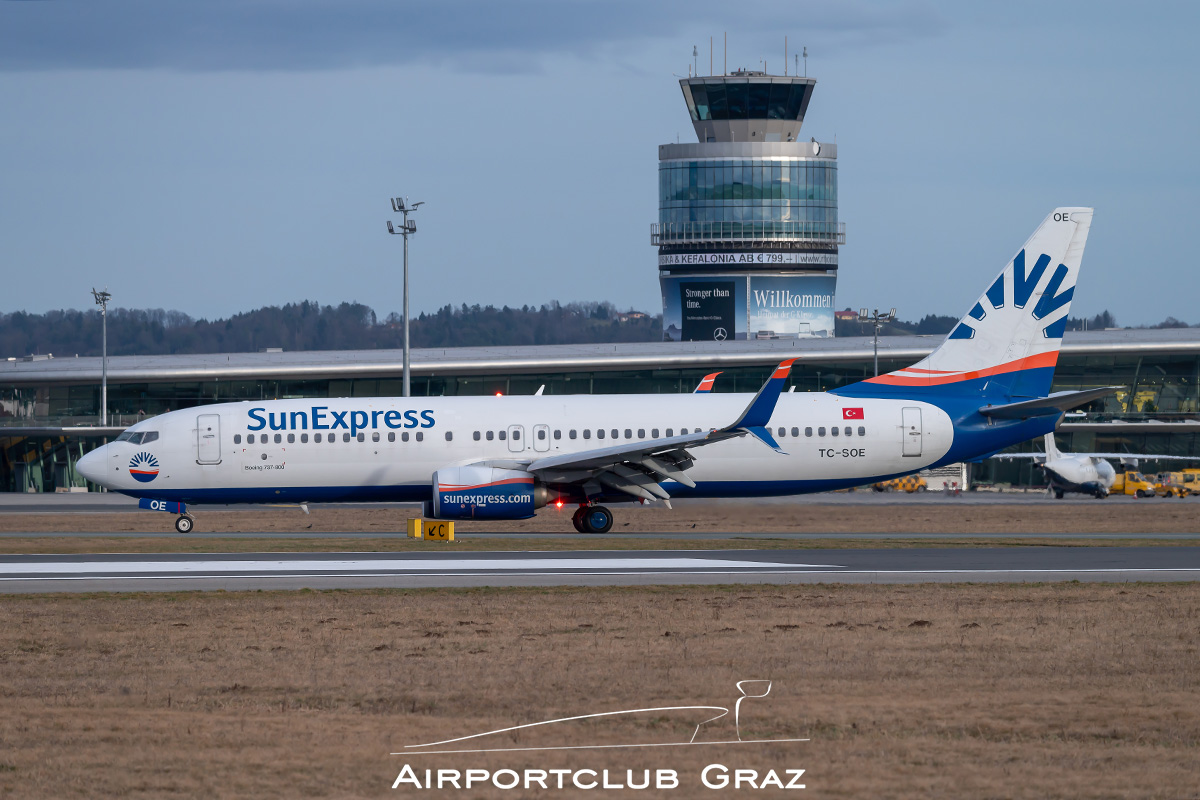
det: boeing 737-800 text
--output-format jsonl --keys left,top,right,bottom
{"left": 79, "top": 208, "right": 1112, "bottom": 533}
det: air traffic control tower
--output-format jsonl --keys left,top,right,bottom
{"left": 656, "top": 71, "right": 843, "bottom": 341}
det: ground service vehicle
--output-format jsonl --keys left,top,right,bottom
{"left": 1153, "top": 473, "right": 1191, "bottom": 497}
{"left": 1112, "top": 471, "right": 1157, "bottom": 498}
{"left": 872, "top": 475, "right": 928, "bottom": 493}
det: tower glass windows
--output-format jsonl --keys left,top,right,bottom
{"left": 658, "top": 157, "right": 837, "bottom": 240}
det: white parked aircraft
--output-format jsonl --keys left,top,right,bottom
{"left": 1017, "top": 433, "right": 1118, "bottom": 499}
{"left": 79, "top": 208, "right": 1112, "bottom": 533}
{"left": 995, "top": 432, "right": 1195, "bottom": 499}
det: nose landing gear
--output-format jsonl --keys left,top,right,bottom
{"left": 571, "top": 504, "right": 614, "bottom": 534}
{"left": 174, "top": 515, "right": 195, "bottom": 533}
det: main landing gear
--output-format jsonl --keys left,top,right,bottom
{"left": 571, "top": 505, "right": 614, "bottom": 534}
{"left": 174, "top": 515, "right": 195, "bottom": 533}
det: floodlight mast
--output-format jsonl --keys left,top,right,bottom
{"left": 91, "top": 288, "right": 111, "bottom": 425}
{"left": 856, "top": 307, "right": 896, "bottom": 377}
{"left": 387, "top": 197, "right": 423, "bottom": 397}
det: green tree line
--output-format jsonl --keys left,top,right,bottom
{"left": 0, "top": 301, "right": 662, "bottom": 357}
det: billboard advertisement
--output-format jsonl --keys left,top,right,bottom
{"left": 747, "top": 274, "right": 836, "bottom": 339}
{"left": 661, "top": 276, "right": 744, "bottom": 342}
{"left": 661, "top": 273, "right": 836, "bottom": 341}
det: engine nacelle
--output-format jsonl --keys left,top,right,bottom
{"left": 432, "top": 466, "right": 541, "bottom": 520}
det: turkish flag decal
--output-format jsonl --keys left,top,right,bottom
{"left": 842, "top": 408, "right": 864, "bottom": 419}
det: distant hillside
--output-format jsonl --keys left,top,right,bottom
{"left": 834, "top": 309, "right": 1123, "bottom": 338}
{"left": 0, "top": 301, "right": 662, "bottom": 358}
{"left": 0, "top": 303, "right": 1152, "bottom": 358}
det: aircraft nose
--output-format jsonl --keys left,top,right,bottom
{"left": 76, "top": 445, "right": 107, "bottom": 485}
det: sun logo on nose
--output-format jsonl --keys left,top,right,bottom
{"left": 128, "top": 452, "right": 160, "bottom": 483}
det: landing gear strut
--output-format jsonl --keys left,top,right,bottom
{"left": 572, "top": 505, "right": 614, "bottom": 534}
{"left": 174, "top": 515, "right": 195, "bottom": 533}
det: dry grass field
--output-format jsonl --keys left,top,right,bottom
{"left": 1, "top": 583, "right": 1198, "bottom": 798}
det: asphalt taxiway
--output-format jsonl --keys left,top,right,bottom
{"left": 1, "top": 530, "right": 1197, "bottom": 540}
{"left": 2, "top": 546, "right": 1197, "bottom": 592}
{"left": 0, "top": 491, "right": 1164, "bottom": 514}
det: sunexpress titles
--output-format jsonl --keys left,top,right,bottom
{"left": 247, "top": 406, "right": 435, "bottom": 437}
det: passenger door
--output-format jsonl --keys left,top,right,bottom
{"left": 533, "top": 424, "right": 551, "bottom": 452}
{"left": 901, "top": 407, "right": 922, "bottom": 457}
{"left": 507, "top": 424, "right": 525, "bottom": 453}
{"left": 197, "top": 414, "right": 222, "bottom": 464}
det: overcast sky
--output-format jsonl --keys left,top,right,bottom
{"left": 1, "top": 1, "right": 1196, "bottom": 326}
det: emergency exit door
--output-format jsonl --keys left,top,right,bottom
{"left": 507, "top": 425, "right": 525, "bottom": 453}
{"left": 197, "top": 414, "right": 222, "bottom": 464}
{"left": 901, "top": 407, "right": 922, "bottom": 457}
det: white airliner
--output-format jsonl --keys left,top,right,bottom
{"left": 1018, "top": 433, "right": 1118, "bottom": 499}
{"left": 996, "top": 432, "right": 1194, "bottom": 499}
{"left": 79, "top": 208, "right": 1113, "bottom": 533}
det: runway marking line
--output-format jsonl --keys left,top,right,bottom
{"left": 4, "top": 568, "right": 1200, "bottom": 583}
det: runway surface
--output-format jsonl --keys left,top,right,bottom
{"left": 2, "top": 546, "right": 1197, "bottom": 592}
{"left": 0, "top": 491, "right": 1156, "bottom": 514}
{"left": 1, "top": 530, "right": 1196, "bottom": 540}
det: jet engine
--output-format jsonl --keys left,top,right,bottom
{"left": 432, "top": 466, "right": 550, "bottom": 520}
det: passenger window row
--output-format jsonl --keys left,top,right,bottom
{"left": 796, "top": 426, "right": 867, "bottom": 438}
{"left": 471, "top": 427, "right": 698, "bottom": 443}
{"left": 233, "top": 424, "right": 859, "bottom": 448}
{"left": 235, "top": 431, "right": 429, "bottom": 445}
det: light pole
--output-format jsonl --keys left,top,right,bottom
{"left": 857, "top": 307, "right": 896, "bottom": 377}
{"left": 91, "top": 288, "right": 111, "bottom": 425}
{"left": 387, "top": 197, "right": 423, "bottom": 398}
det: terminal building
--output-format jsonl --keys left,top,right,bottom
{"left": 656, "top": 70, "right": 841, "bottom": 342}
{"left": 3, "top": 328, "right": 1200, "bottom": 492}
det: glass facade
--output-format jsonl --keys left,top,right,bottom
{"left": 5, "top": 350, "right": 1200, "bottom": 491}
{"left": 682, "top": 82, "right": 810, "bottom": 122}
{"left": 658, "top": 158, "right": 837, "bottom": 239}
{"left": 3, "top": 352, "right": 1198, "bottom": 422}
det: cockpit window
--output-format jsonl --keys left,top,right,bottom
{"left": 116, "top": 431, "right": 158, "bottom": 445}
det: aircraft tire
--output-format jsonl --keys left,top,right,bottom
{"left": 571, "top": 507, "right": 587, "bottom": 533}
{"left": 583, "top": 506, "right": 614, "bottom": 534}
{"left": 175, "top": 515, "right": 194, "bottom": 533}
{"left": 1094, "top": 490, "right": 1106, "bottom": 499}
{"left": 1054, "top": 490, "right": 1064, "bottom": 499}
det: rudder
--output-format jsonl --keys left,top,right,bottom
{"left": 839, "top": 207, "right": 1093, "bottom": 402}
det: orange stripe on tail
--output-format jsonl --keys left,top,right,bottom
{"left": 865, "top": 351, "right": 1059, "bottom": 386}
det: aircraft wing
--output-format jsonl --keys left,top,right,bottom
{"left": 978, "top": 387, "right": 1122, "bottom": 419}
{"left": 991, "top": 452, "right": 1196, "bottom": 461}
{"left": 474, "top": 360, "right": 796, "bottom": 504}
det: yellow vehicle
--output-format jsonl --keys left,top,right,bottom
{"left": 1178, "top": 469, "right": 1200, "bottom": 496}
{"left": 1153, "top": 472, "right": 1192, "bottom": 498}
{"left": 872, "top": 474, "right": 928, "bottom": 493}
{"left": 1111, "top": 471, "right": 1157, "bottom": 498}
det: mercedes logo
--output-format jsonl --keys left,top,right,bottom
{"left": 713, "top": 327, "right": 728, "bottom": 341}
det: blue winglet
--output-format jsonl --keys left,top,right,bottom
{"left": 729, "top": 359, "right": 795, "bottom": 430}
{"left": 744, "top": 425, "right": 786, "bottom": 454}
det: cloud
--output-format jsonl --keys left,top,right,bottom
{"left": 0, "top": 0, "right": 946, "bottom": 72}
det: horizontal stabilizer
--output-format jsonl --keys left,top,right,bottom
{"left": 978, "top": 386, "right": 1120, "bottom": 419}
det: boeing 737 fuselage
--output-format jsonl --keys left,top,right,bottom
{"left": 79, "top": 208, "right": 1109, "bottom": 533}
